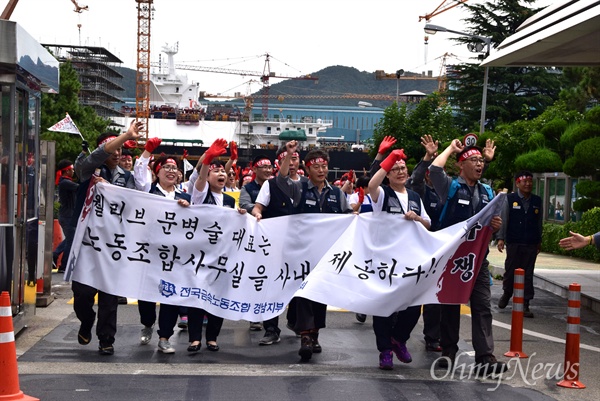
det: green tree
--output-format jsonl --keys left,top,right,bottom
{"left": 369, "top": 95, "right": 459, "bottom": 162}
{"left": 446, "top": 0, "right": 562, "bottom": 131}
{"left": 41, "top": 60, "right": 111, "bottom": 163}
{"left": 559, "top": 67, "right": 600, "bottom": 112}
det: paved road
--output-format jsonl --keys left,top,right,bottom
{"left": 13, "top": 273, "right": 600, "bottom": 401}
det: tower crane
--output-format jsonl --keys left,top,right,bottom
{"left": 434, "top": 52, "right": 459, "bottom": 92}
{"left": 71, "top": 0, "right": 88, "bottom": 13}
{"left": 135, "top": 0, "right": 154, "bottom": 141}
{"left": 150, "top": 54, "right": 318, "bottom": 120}
{"left": 419, "top": 0, "right": 469, "bottom": 64}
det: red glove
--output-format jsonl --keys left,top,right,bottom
{"left": 357, "top": 187, "right": 365, "bottom": 204}
{"left": 229, "top": 141, "right": 238, "bottom": 161}
{"left": 182, "top": 149, "right": 189, "bottom": 159}
{"left": 202, "top": 138, "right": 228, "bottom": 165}
{"left": 145, "top": 137, "right": 162, "bottom": 153}
{"left": 123, "top": 140, "right": 137, "bottom": 149}
{"left": 378, "top": 136, "right": 397, "bottom": 155}
{"left": 348, "top": 169, "right": 355, "bottom": 183}
{"left": 380, "top": 149, "right": 407, "bottom": 172}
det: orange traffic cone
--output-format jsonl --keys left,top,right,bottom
{"left": 0, "top": 291, "right": 39, "bottom": 401}
{"left": 557, "top": 283, "right": 586, "bottom": 389}
{"left": 504, "top": 268, "right": 528, "bottom": 358}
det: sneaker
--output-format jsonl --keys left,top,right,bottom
{"left": 523, "top": 303, "right": 534, "bottom": 318}
{"left": 379, "top": 350, "right": 394, "bottom": 370}
{"left": 77, "top": 326, "right": 92, "bottom": 345}
{"left": 158, "top": 339, "right": 175, "bottom": 354}
{"left": 178, "top": 316, "right": 188, "bottom": 330}
{"left": 426, "top": 340, "right": 442, "bottom": 352}
{"left": 355, "top": 313, "right": 367, "bottom": 323}
{"left": 391, "top": 338, "right": 412, "bottom": 363}
{"left": 298, "top": 335, "right": 313, "bottom": 361}
{"left": 249, "top": 321, "right": 263, "bottom": 331}
{"left": 259, "top": 331, "right": 281, "bottom": 346}
{"left": 140, "top": 325, "right": 154, "bottom": 345}
{"left": 98, "top": 343, "right": 114, "bottom": 355}
{"left": 203, "top": 315, "right": 208, "bottom": 325}
{"left": 437, "top": 351, "right": 456, "bottom": 369}
{"left": 117, "top": 296, "right": 128, "bottom": 305}
{"left": 498, "top": 293, "right": 511, "bottom": 309}
{"left": 310, "top": 332, "right": 322, "bottom": 353}
{"left": 475, "top": 355, "right": 508, "bottom": 376}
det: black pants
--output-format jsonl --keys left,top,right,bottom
{"left": 138, "top": 300, "right": 157, "bottom": 328}
{"left": 187, "top": 308, "right": 223, "bottom": 343}
{"left": 422, "top": 304, "right": 441, "bottom": 343}
{"left": 156, "top": 303, "right": 180, "bottom": 339}
{"left": 440, "top": 259, "right": 494, "bottom": 359}
{"left": 373, "top": 306, "right": 421, "bottom": 352}
{"left": 293, "top": 297, "right": 326, "bottom": 333}
{"left": 503, "top": 243, "right": 538, "bottom": 301}
{"left": 72, "top": 280, "right": 118, "bottom": 345}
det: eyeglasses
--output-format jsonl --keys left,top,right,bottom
{"left": 465, "top": 157, "right": 485, "bottom": 165}
{"left": 389, "top": 166, "right": 407, "bottom": 174}
{"left": 161, "top": 165, "right": 178, "bottom": 172}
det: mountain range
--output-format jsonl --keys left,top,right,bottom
{"left": 115, "top": 65, "right": 439, "bottom": 109}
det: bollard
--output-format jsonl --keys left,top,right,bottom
{"left": 505, "top": 268, "right": 528, "bottom": 358}
{"left": 0, "top": 291, "right": 40, "bottom": 400}
{"left": 557, "top": 283, "right": 586, "bottom": 389}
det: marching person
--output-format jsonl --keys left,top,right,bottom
{"left": 191, "top": 139, "right": 246, "bottom": 352}
{"left": 275, "top": 140, "right": 352, "bottom": 362}
{"left": 428, "top": 138, "right": 507, "bottom": 375}
{"left": 53, "top": 159, "right": 79, "bottom": 273}
{"left": 367, "top": 148, "right": 431, "bottom": 370}
{"left": 496, "top": 171, "right": 543, "bottom": 318}
{"left": 134, "top": 138, "right": 193, "bottom": 353}
{"left": 71, "top": 120, "right": 142, "bottom": 355}
{"left": 251, "top": 144, "right": 307, "bottom": 345}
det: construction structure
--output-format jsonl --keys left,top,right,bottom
{"left": 42, "top": 44, "right": 125, "bottom": 118}
{"left": 135, "top": 0, "right": 154, "bottom": 140}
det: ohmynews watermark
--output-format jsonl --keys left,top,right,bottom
{"left": 430, "top": 352, "right": 579, "bottom": 391}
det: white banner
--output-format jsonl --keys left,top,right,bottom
{"left": 67, "top": 183, "right": 506, "bottom": 321}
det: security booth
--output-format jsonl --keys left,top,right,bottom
{"left": 0, "top": 20, "right": 59, "bottom": 333}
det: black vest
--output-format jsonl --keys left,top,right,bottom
{"left": 299, "top": 181, "right": 344, "bottom": 214}
{"left": 149, "top": 182, "right": 192, "bottom": 202}
{"left": 439, "top": 180, "right": 493, "bottom": 229}
{"left": 243, "top": 180, "right": 262, "bottom": 203}
{"left": 381, "top": 185, "right": 422, "bottom": 216}
{"left": 423, "top": 186, "right": 442, "bottom": 231}
{"left": 262, "top": 178, "right": 297, "bottom": 218}
{"left": 506, "top": 192, "right": 542, "bottom": 244}
{"left": 203, "top": 191, "right": 235, "bottom": 209}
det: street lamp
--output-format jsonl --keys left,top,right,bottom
{"left": 395, "top": 69, "right": 404, "bottom": 105}
{"left": 424, "top": 23, "right": 492, "bottom": 134}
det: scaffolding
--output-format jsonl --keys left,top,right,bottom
{"left": 42, "top": 44, "right": 125, "bottom": 118}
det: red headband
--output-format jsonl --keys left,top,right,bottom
{"left": 55, "top": 164, "right": 73, "bottom": 185}
{"left": 98, "top": 136, "right": 117, "bottom": 146}
{"left": 154, "top": 158, "right": 177, "bottom": 174}
{"left": 458, "top": 148, "right": 482, "bottom": 162}
{"left": 254, "top": 158, "right": 272, "bottom": 167}
{"left": 277, "top": 151, "right": 299, "bottom": 161}
{"left": 305, "top": 157, "right": 327, "bottom": 168}
{"left": 516, "top": 175, "right": 532, "bottom": 183}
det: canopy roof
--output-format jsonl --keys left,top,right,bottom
{"left": 482, "top": 0, "right": 600, "bottom": 67}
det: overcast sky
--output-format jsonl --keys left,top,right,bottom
{"left": 13, "top": 0, "right": 553, "bottom": 96}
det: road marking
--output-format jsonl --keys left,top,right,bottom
{"left": 489, "top": 318, "right": 600, "bottom": 352}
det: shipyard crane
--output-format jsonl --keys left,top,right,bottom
{"left": 71, "top": 0, "right": 88, "bottom": 13}
{"left": 434, "top": 52, "right": 460, "bottom": 92}
{"left": 135, "top": 0, "right": 154, "bottom": 141}
{"left": 419, "top": 0, "right": 469, "bottom": 63}
{"left": 150, "top": 54, "right": 318, "bottom": 120}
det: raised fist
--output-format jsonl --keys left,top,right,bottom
{"left": 145, "top": 137, "right": 162, "bottom": 153}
